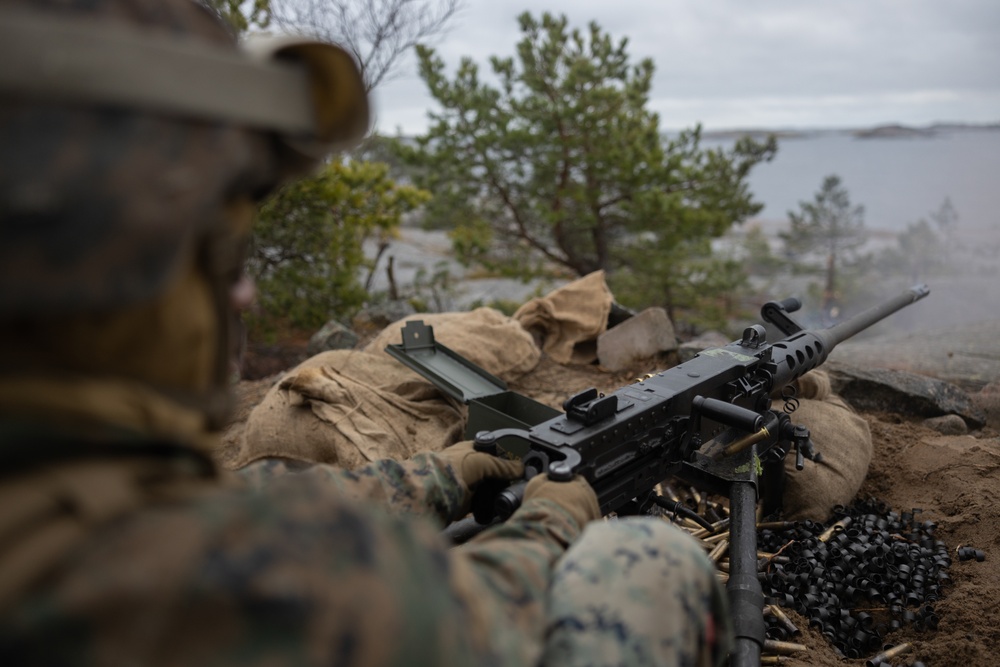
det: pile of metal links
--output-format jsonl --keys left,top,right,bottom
{"left": 758, "top": 499, "right": 950, "bottom": 663}
{"left": 660, "top": 487, "right": 970, "bottom": 666}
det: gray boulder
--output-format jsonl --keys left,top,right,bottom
{"left": 825, "top": 361, "right": 986, "bottom": 429}
{"left": 307, "top": 320, "right": 359, "bottom": 356}
{"left": 352, "top": 301, "right": 417, "bottom": 331}
{"left": 597, "top": 307, "right": 677, "bottom": 372}
{"left": 922, "top": 414, "right": 969, "bottom": 435}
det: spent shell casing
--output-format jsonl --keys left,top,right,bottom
{"left": 704, "top": 531, "right": 730, "bottom": 544}
{"left": 864, "top": 642, "right": 912, "bottom": 667}
{"left": 708, "top": 539, "right": 730, "bottom": 564}
{"left": 818, "top": 516, "right": 853, "bottom": 543}
{"left": 768, "top": 604, "right": 800, "bottom": 635}
{"left": 763, "top": 639, "right": 807, "bottom": 655}
{"left": 756, "top": 520, "right": 795, "bottom": 530}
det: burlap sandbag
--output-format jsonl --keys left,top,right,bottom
{"left": 231, "top": 350, "right": 465, "bottom": 469}
{"left": 365, "top": 307, "right": 541, "bottom": 381}
{"left": 513, "top": 271, "right": 613, "bottom": 365}
{"left": 780, "top": 371, "right": 872, "bottom": 522}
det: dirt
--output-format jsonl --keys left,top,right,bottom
{"left": 223, "top": 353, "right": 1000, "bottom": 667}
{"left": 777, "top": 415, "right": 1000, "bottom": 667}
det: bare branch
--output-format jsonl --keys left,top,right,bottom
{"left": 272, "top": 0, "right": 464, "bottom": 92}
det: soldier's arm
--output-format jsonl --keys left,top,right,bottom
{"left": 235, "top": 471, "right": 587, "bottom": 666}
{"left": 237, "top": 452, "right": 468, "bottom": 525}
{"left": 233, "top": 461, "right": 588, "bottom": 663}
{"left": 7, "top": 479, "right": 575, "bottom": 667}
{"left": 442, "top": 495, "right": 585, "bottom": 662}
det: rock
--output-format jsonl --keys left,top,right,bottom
{"left": 352, "top": 301, "right": 417, "bottom": 332}
{"left": 607, "top": 301, "right": 637, "bottom": 329}
{"left": 307, "top": 320, "right": 359, "bottom": 356}
{"left": 982, "top": 381, "right": 1000, "bottom": 395}
{"left": 829, "top": 319, "right": 1000, "bottom": 393}
{"left": 923, "top": 414, "right": 969, "bottom": 435}
{"left": 677, "top": 331, "right": 731, "bottom": 363}
{"left": 970, "top": 381, "right": 1000, "bottom": 430}
{"left": 825, "top": 361, "right": 986, "bottom": 429}
{"left": 597, "top": 307, "right": 677, "bottom": 372}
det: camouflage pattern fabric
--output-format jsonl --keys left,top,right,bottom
{"left": 543, "top": 518, "right": 733, "bottom": 667}
{"left": 0, "top": 0, "right": 277, "bottom": 317}
{"left": 0, "top": 446, "right": 564, "bottom": 666}
{"left": 1, "top": 441, "right": 729, "bottom": 666}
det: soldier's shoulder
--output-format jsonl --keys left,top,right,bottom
{"left": 3, "top": 474, "right": 469, "bottom": 665}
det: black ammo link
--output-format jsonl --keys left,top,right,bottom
{"left": 758, "top": 498, "right": 953, "bottom": 662}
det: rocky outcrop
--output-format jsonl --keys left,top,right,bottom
{"left": 825, "top": 361, "right": 986, "bottom": 429}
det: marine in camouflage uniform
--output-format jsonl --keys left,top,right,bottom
{"left": 0, "top": 1, "right": 732, "bottom": 665}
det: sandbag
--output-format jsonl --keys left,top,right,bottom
{"left": 780, "top": 390, "right": 872, "bottom": 522}
{"left": 513, "top": 271, "right": 613, "bottom": 365}
{"left": 365, "top": 307, "right": 541, "bottom": 382}
{"left": 231, "top": 350, "right": 465, "bottom": 469}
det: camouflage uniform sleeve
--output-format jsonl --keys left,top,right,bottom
{"left": 237, "top": 458, "right": 585, "bottom": 664}
{"left": 444, "top": 497, "right": 585, "bottom": 664}
{"left": 4, "top": 471, "right": 583, "bottom": 667}
{"left": 237, "top": 451, "right": 469, "bottom": 524}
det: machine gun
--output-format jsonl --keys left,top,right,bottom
{"left": 464, "top": 285, "right": 929, "bottom": 667}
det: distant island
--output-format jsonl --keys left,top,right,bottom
{"left": 695, "top": 121, "right": 1000, "bottom": 142}
{"left": 852, "top": 124, "right": 937, "bottom": 139}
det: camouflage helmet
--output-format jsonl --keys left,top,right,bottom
{"left": 0, "top": 0, "right": 369, "bottom": 316}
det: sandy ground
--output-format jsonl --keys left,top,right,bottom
{"left": 223, "top": 353, "right": 1000, "bottom": 666}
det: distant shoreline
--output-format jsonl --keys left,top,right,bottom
{"left": 693, "top": 122, "right": 1000, "bottom": 142}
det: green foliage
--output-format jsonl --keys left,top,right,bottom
{"left": 247, "top": 159, "right": 429, "bottom": 334}
{"left": 394, "top": 11, "right": 776, "bottom": 312}
{"left": 741, "top": 225, "right": 784, "bottom": 279}
{"left": 780, "top": 175, "right": 868, "bottom": 304}
{"left": 199, "top": 0, "right": 271, "bottom": 33}
{"left": 408, "top": 261, "right": 458, "bottom": 312}
{"left": 610, "top": 235, "right": 749, "bottom": 330}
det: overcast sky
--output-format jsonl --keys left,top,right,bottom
{"left": 370, "top": 0, "right": 1000, "bottom": 135}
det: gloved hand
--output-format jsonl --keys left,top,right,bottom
{"left": 523, "top": 473, "right": 601, "bottom": 530}
{"left": 438, "top": 440, "right": 523, "bottom": 490}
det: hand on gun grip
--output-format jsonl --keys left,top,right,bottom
{"left": 523, "top": 473, "right": 601, "bottom": 530}
{"left": 439, "top": 440, "right": 524, "bottom": 490}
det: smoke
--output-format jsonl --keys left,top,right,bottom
{"left": 845, "top": 222, "right": 1000, "bottom": 336}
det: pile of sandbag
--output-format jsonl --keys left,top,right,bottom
{"left": 228, "top": 271, "right": 872, "bottom": 521}
{"left": 230, "top": 272, "right": 612, "bottom": 468}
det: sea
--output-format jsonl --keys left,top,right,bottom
{"left": 702, "top": 126, "right": 1000, "bottom": 243}
{"left": 374, "top": 126, "right": 1000, "bottom": 327}
{"left": 699, "top": 126, "right": 1000, "bottom": 330}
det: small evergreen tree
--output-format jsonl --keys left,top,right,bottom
{"left": 929, "top": 196, "right": 959, "bottom": 262}
{"left": 781, "top": 175, "right": 867, "bottom": 316}
{"left": 394, "top": 12, "right": 776, "bottom": 319}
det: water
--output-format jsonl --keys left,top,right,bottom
{"left": 372, "top": 128, "right": 1000, "bottom": 323}
{"left": 701, "top": 128, "right": 1000, "bottom": 330}
{"left": 706, "top": 128, "right": 1000, "bottom": 241}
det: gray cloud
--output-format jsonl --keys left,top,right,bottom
{"left": 372, "top": 0, "right": 1000, "bottom": 133}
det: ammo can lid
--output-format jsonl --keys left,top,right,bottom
{"left": 384, "top": 320, "right": 508, "bottom": 403}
